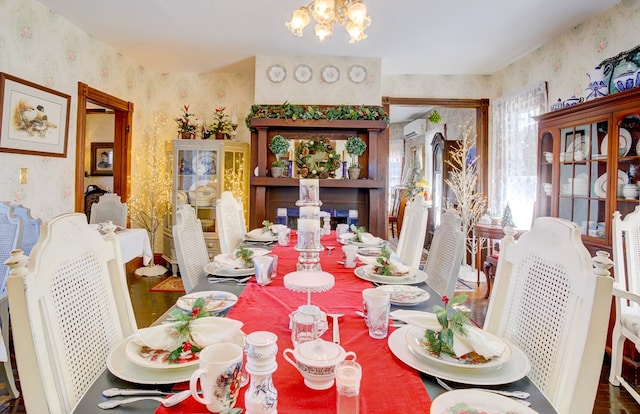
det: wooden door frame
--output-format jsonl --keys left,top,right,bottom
{"left": 75, "top": 82, "right": 134, "bottom": 213}
{"left": 381, "top": 97, "right": 490, "bottom": 196}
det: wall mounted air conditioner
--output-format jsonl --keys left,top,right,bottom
{"left": 403, "top": 119, "right": 427, "bottom": 138}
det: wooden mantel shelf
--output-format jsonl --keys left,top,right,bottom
{"left": 249, "top": 117, "right": 389, "bottom": 237}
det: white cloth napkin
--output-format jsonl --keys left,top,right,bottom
{"left": 390, "top": 310, "right": 506, "bottom": 359}
{"left": 131, "top": 316, "right": 243, "bottom": 350}
{"left": 213, "top": 253, "right": 246, "bottom": 269}
{"left": 339, "top": 233, "right": 356, "bottom": 242}
{"left": 247, "top": 228, "right": 274, "bottom": 238}
{"left": 388, "top": 259, "right": 409, "bottom": 275}
{"left": 359, "top": 232, "right": 384, "bottom": 245}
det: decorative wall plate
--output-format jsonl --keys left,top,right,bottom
{"left": 321, "top": 65, "right": 340, "bottom": 83}
{"left": 267, "top": 64, "right": 286, "bottom": 83}
{"left": 348, "top": 65, "right": 367, "bottom": 83}
{"left": 294, "top": 64, "right": 312, "bottom": 83}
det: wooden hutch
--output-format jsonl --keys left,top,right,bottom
{"left": 249, "top": 118, "right": 388, "bottom": 237}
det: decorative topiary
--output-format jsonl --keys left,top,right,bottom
{"left": 269, "top": 135, "right": 290, "bottom": 160}
{"left": 345, "top": 136, "right": 367, "bottom": 157}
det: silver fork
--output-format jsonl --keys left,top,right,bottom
{"left": 436, "top": 377, "right": 531, "bottom": 402}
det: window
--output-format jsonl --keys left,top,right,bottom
{"left": 489, "top": 82, "right": 547, "bottom": 229}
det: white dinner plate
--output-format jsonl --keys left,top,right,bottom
{"left": 347, "top": 239, "right": 387, "bottom": 248}
{"left": 601, "top": 128, "right": 632, "bottom": 157}
{"left": 176, "top": 291, "right": 238, "bottom": 313}
{"left": 354, "top": 266, "right": 427, "bottom": 285}
{"left": 362, "top": 264, "right": 417, "bottom": 282}
{"left": 388, "top": 325, "right": 531, "bottom": 385}
{"left": 124, "top": 331, "right": 246, "bottom": 370}
{"left": 593, "top": 170, "right": 629, "bottom": 198}
{"left": 404, "top": 326, "right": 512, "bottom": 370}
{"left": 107, "top": 338, "right": 196, "bottom": 384}
{"left": 245, "top": 230, "right": 278, "bottom": 242}
{"left": 204, "top": 262, "right": 255, "bottom": 277}
{"left": 430, "top": 389, "right": 539, "bottom": 414}
{"left": 376, "top": 285, "right": 430, "bottom": 305}
{"left": 357, "top": 247, "right": 383, "bottom": 257}
{"left": 566, "top": 133, "right": 590, "bottom": 159}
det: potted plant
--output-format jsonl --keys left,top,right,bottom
{"left": 207, "top": 107, "right": 234, "bottom": 139}
{"left": 175, "top": 104, "right": 196, "bottom": 139}
{"left": 345, "top": 136, "right": 367, "bottom": 179}
{"left": 269, "top": 135, "right": 290, "bottom": 177}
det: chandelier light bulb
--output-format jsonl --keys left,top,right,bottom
{"left": 286, "top": 7, "right": 311, "bottom": 36}
{"left": 315, "top": 22, "right": 334, "bottom": 41}
{"left": 313, "top": 0, "right": 335, "bottom": 22}
{"left": 346, "top": 20, "right": 366, "bottom": 43}
{"left": 347, "top": 2, "right": 368, "bottom": 26}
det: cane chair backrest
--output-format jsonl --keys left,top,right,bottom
{"left": 484, "top": 217, "right": 613, "bottom": 414}
{"left": 172, "top": 204, "right": 209, "bottom": 292}
{"left": 89, "top": 193, "right": 128, "bottom": 227}
{"left": 423, "top": 209, "right": 465, "bottom": 298}
{"left": 12, "top": 204, "right": 41, "bottom": 255}
{"left": 395, "top": 197, "right": 429, "bottom": 268}
{"left": 216, "top": 191, "right": 246, "bottom": 254}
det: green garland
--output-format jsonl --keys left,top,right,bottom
{"left": 295, "top": 137, "right": 342, "bottom": 179}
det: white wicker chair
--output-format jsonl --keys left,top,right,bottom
{"left": 395, "top": 197, "right": 429, "bottom": 268}
{"left": 216, "top": 191, "right": 246, "bottom": 254}
{"left": 0, "top": 202, "right": 22, "bottom": 399}
{"left": 423, "top": 209, "right": 465, "bottom": 298}
{"left": 484, "top": 217, "right": 613, "bottom": 414}
{"left": 11, "top": 204, "right": 41, "bottom": 256}
{"left": 172, "top": 204, "right": 209, "bottom": 292}
{"left": 609, "top": 206, "right": 640, "bottom": 402}
{"left": 6, "top": 212, "right": 137, "bottom": 413}
{"left": 89, "top": 193, "right": 128, "bottom": 227}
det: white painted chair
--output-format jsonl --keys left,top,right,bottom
{"left": 6, "top": 213, "right": 137, "bottom": 413}
{"left": 484, "top": 217, "right": 613, "bottom": 414}
{"left": 395, "top": 197, "right": 429, "bottom": 268}
{"left": 12, "top": 204, "right": 41, "bottom": 255}
{"left": 89, "top": 193, "right": 128, "bottom": 227}
{"left": 216, "top": 191, "right": 246, "bottom": 254}
{"left": 423, "top": 209, "right": 465, "bottom": 298}
{"left": 609, "top": 206, "right": 640, "bottom": 402}
{"left": 172, "top": 204, "right": 209, "bottom": 292}
{"left": 0, "top": 202, "right": 22, "bottom": 399}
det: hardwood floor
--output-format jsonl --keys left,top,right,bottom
{"left": 3, "top": 254, "right": 639, "bottom": 413}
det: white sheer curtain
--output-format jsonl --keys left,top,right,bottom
{"left": 388, "top": 139, "right": 404, "bottom": 213}
{"left": 489, "top": 82, "right": 547, "bottom": 229}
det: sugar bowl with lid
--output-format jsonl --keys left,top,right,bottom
{"left": 283, "top": 339, "right": 356, "bottom": 390}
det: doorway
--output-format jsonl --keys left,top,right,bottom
{"left": 74, "top": 83, "right": 133, "bottom": 215}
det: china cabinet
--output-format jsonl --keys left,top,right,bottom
{"left": 249, "top": 118, "right": 388, "bottom": 237}
{"left": 162, "top": 139, "right": 249, "bottom": 274}
{"left": 535, "top": 87, "right": 640, "bottom": 382}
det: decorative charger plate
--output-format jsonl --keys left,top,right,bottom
{"left": 601, "top": 128, "right": 632, "bottom": 157}
{"left": 321, "top": 65, "right": 340, "bottom": 83}
{"left": 348, "top": 65, "right": 367, "bottom": 83}
{"left": 107, "top": 339, "right": 195, "bottom": 384}
{"left": 294, "top": 64, "right": 312, "bottom": 83}
{"left": 124, "top": 331, "right": 246, "bottom": 370}
{"left": 388, "top": 325, "right": 531, "bottom": 386}
{"left": 176, "top": 291, "right": 238, "bottom": 313}
{"left": 566, "top": 133, "right": 590, "bottom": 158}
{"left": 593, "top": 170, "right": 629, "bottom": 198}
{"left": 404, "top": 326, "right": 512, "bottom": 369}
{"left": 376, "top": 285, "right": 430, "bottom": 305}
{"left": 267, "top": 64, "right": 286, "bottom": 83}
{"left": 354, "top": 266, "right": 427, "bottom": 285}
{"left": 362, "top": 264, "right": 417, "bottom": 282}
{"left": 430, "top": 389, "right": 539, "bottom": 414}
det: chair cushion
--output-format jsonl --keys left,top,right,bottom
{"left": 621, "top": 312, "right": 640, "bottom": 338}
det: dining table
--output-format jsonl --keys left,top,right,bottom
{"left": 72, "top": 230, "right": 557, "bottom": 413}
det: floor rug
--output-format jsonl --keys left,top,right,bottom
{"left": 455, "top": 278, "right": 475, "bottom": 292}
{"left": 149, "top": 276, "right": 185, "bottom": 293}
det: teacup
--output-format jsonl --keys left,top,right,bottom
{"left": 190, "top": 343, "right": 244, "bottom": 413}
{"left": 543, "top": 151, "right": 553, "bottom": 163}
{"left": 283, "top": 339, "right": 356, "bottom": 390}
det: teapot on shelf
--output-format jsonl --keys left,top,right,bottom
{"left": 563, "top": 95, "right": 584, "bottom": 108}
{"left": 585, "top": 66, "right": 609, "bottom": 101}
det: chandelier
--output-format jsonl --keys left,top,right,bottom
{"left": 286, "top": 0, "right": 371, "bottom": 43}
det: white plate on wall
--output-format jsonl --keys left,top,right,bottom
{"left": 388, "top": 325, "right": 531, "bottom": 386}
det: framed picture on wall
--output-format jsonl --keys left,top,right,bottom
{"left": 91, "top": 142, "right": 114, "bottom": 176}
{"left": 0, "top": 72, "right": 71, "bottom": 157}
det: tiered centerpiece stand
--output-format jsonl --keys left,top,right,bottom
{"left": 295, "top": 179, "right": 324, "bottom": 271}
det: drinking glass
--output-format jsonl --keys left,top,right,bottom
{"left": 362, "top": 288, "right": 390, "bottom": 339}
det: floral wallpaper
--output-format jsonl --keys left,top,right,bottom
{"left": 0, "top": 0, "right": 637, "bottom": 251}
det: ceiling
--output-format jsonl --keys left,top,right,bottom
{"left": 38, "top": 0, "right": 618, "bottom": 76}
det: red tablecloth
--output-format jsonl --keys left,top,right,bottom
{"left": 157, "top": 232, "right": 431, "bottom": 413}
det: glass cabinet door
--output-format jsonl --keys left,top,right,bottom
{"left": 222, "top": 147, "right": 248, "bottom": 226}
{"left": 557, "top": 121, "right": 608, "bottom": 240}
{"left": 176, "top": 148, "right": 218, "bottom": 232}
{"left": 615, "top": 112, "right": 640, "bottom": 221}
